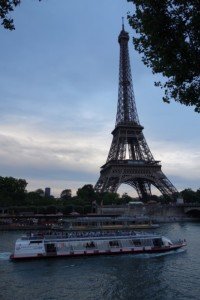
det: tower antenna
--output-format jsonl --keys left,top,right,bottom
{"left": 122, "top": 17, "right": 124, "bottom": 30}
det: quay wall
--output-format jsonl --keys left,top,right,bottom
{"left": 97, "top": 204, "right": 195, "bottom": 221}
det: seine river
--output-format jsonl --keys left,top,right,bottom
{"left": 0, "top": 222, "right": 199, "bottom": 300}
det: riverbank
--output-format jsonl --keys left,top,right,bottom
{"left": 152, "top": 216, "right": 200, "bottom": 223}
{"left": 0, "top": 216, "right": 199, "bottom": 231}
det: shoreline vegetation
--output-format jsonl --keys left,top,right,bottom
{"left": 0, "top": 177, "right": 200, "bottom": 215}
{"left": 0, "top": 176, "right": 200, "bottom": 230}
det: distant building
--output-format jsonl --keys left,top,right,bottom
{"left": 45, "top": 187, "right": 51, "bottom": 197}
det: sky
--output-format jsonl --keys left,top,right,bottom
{"left": 0, "top": 0, "right": 199, "bottom": 197}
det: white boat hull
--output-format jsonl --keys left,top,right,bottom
{"left": 10, "top": 232, "right": 186, "bottom": 260}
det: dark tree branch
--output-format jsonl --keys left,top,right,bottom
{"left": 0, "top": 0, "right": 41, "bottom": 30}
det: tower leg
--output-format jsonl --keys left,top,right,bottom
{"left": 127, "top": 180, "right": 152, "bottom": 201}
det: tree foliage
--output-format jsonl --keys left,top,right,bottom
{"left": 0, "top": 176, "right": 200, "bottom": 213}
{"left": 0, "top": 176, "right": 27, "bottom": 206}
{"left": 128, "top": 0, "right": 200, "bottom": 112}
{"left": 101, "top": 192, "right": 121, "bottom": 205}
{"left": 181, "top": 188, "right": 200, "bottom": 203}
{"left": 77, "top": 184, "right": 96, "bottom": 202}
{"left": 25, "top": 191, "right": 55, "bottom": 206}
{"left": 34, "top": 188, "right": 44, "bottom": 196}
{"left": 0, "top": 0, "right": 21, "bottom": 30}
{"left": 60, "top": 189, "right": 72, "bottom": 200}
{"left": 0, "top": 0, "right": 41, "bottom": 30}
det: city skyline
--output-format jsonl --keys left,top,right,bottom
{"left": 0, "top": 0, "right": 199, "bottom": 197}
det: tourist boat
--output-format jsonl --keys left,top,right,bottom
{"left": 10, "top": 230, "right": 186, "bottom": 260}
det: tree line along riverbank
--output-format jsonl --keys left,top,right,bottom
{"left": 0, "top": 176, "right": 200, "bottom": 217}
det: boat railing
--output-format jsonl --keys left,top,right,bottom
{"left": 173, "top": 239, "right": 186, "bottom": 245}
{"left": 26, "top": 230, "right": 159, "bottom": 242}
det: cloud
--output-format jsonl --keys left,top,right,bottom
{"left": 0, "top": 116, "right": 199, "bottom": 197}
{"left": 150, "top": 140, "right": 200, "bottom": 179}
{"left": 148, "top": 139, "right": 200, "bottom": 192}
{"left": 0, "top": 118, "right": 109, "bottom": 195}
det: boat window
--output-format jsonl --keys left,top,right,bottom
{"left": 109, "top": 240, "right": 119, "bottom": 247}
{"left": 132, "top": 239, "right": 141, "bottom": 246}
{"left": 30, "top": 240, "right": 43, "bottom": 244}
{"left": 86, "top": 241, "right": 95, "bottom": 248}
{"left": 153, "top": 238, "right": 163, "bottom": 247}
{"left": 46, "top": 243, "right": 57, "bottom": 253}
{"left": 140, "top": 239, "right": 152, "bottom": 246}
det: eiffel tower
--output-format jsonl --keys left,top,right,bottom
{"left": 95, "top": 24, "right": 178, "bottom": 201}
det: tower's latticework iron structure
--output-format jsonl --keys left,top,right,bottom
{"left": 95, "top": 25, "right": 178, "bottom": 200}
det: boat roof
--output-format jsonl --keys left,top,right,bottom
{"left": 17, "top": 231, "right": 162, "bottom": 243}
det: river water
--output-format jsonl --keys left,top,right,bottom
{"left": 0, "top": 222, "right": 199, "bottom": 300}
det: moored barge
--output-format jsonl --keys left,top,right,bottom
{"left": 10, "top": 230, "right": 186, "bottom": 260}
